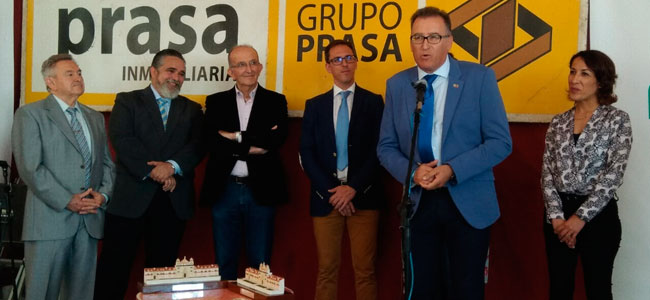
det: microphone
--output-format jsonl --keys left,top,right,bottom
{"left": 411, "top": 79, "right": 427, "bottom": 91}
{"left": 412, "top": 80, "right": 427, "bottom": 111}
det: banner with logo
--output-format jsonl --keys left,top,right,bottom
{"left": 276, "top": 1, "right": 418, "bottom": 112}
{"left": 24, "top": 0, "right": 585, "bottom": 121}
{"left": 25, "top": 0, "right": 268, "bottom": 108}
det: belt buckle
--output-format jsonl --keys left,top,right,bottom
{"left": 233, "top": 176, "right": 247, "bottom": 184}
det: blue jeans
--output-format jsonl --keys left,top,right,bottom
{"left": 211, "top": 178, "right": 275, "bottom": 280}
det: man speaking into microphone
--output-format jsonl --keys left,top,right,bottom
{"left": 377, "top": 6, "right": 512, "bottom": 299}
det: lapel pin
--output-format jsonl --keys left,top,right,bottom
{"left": 453, "top": 83, "right": 459, "bottom": 88}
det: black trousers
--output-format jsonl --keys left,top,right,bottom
{"left": 94, "top": 188, "right": 186, "bottom": 300}
{"left": 544, "top": 193, "right": 621, "bottom": 300}
{"left": 410, "top": 188, "right": 490, "bottom": 300}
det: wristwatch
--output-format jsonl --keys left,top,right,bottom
{"left": 235, "top": 131, "right": 242, "bottom": 143}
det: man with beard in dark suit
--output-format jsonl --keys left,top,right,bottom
{"left": 94, "top": 49, "right": 204, "bottom": 300}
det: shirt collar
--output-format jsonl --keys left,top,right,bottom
{"left": 150, "top": 85, "right": 168, "bottom": 102}
{"left": 333, "top": 82, "right": 356, "bottom": 97}
{"left": 417, "top": 54, "right": 450, "bottom": 80}
{"left": 235, "top": 84, "right": 258, "bottom": 101}
{"left": 53, "top": 94, "right": 79, "bottom": 111}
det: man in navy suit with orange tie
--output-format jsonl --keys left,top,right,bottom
{"left": 300, "top": 40, "right": 384, "bottom": 300}
{"left": 377, "top": 7, "right": 512, "bottom": 299}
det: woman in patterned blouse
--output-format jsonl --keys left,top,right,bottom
{"left": 541, "top": 50, "right": 632, "bottom": 300}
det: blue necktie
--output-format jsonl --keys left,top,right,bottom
{"left": 417, "top": 74, "right": 438, "bottom": 162}
{"left": 66, "top": 107, "right": 92, "bottom": 188}
{"left": 157, "top": 97, "right": 170, "bottom": 130}
{"left": 336, "top": 91, "right": 351, "bottom": 171}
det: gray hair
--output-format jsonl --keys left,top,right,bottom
{"left": 41, "top": 54, "right": 75, "bottom": 79}
{"left": 41, "top": 54, "right": 75, "bottom": 91}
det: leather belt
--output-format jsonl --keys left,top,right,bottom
{"left": 230, "top": 175, "right": 249, "bottom": 185}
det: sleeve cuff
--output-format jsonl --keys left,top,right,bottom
{"left": 166, "top": 160, "right": 183, "bottom": 176}
{"left": 576, "top": 213, "right": 590, "bottom": 222}
{"left": 548, "top": 212, "right": 565, "bottom": 221}
{"left": 409, "top": 168, "right": 417, "bottom": 189}
{"left": 101, "top": 193, "right": 110, "bottom": 204}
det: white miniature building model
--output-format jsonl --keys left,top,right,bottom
{"left": 237, "top": 262, "right": 285, "bottom": 296}
{"left": 144, "top": 257, "right": 221, "bottom": 285}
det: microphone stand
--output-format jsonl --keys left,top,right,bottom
{"left": 400, "top": 83, "right": 426, "bottom": 299}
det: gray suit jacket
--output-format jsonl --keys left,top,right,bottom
{"left": 12, "top": 95, "right": 115, "bottom": 241}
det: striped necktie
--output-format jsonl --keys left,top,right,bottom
{"left": 66, "top": 107, "right": 92, "bottom": 188}
{"left": 157, "top": 97, "right": 170, "bottom": 130}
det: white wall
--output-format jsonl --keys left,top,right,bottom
{"left": 591, "top": 1, "right": 650, "bottom": 299}
{"left": 0, "top": 0, "right": 14, "bottom": 171}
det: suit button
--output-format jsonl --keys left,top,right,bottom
{"left": 333, "top": 152, "right": 336, "bottom": 157}
{"left": 80, "top": 187, "right": 84, "bottom": 191}
{"left": 80, "top": 165, "right": 84, "bottom": 168}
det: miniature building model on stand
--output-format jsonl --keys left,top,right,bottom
{"left": 143, "top": 257, "right": 221, "bottom": 286}
{"left": 237, "top": 262, "right": 285, "bottom": 296}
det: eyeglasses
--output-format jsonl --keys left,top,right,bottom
{"left": 231, "top": 60, "right": 261, "bottom": 69}
{"left": 410, "top": 33, "right": 451, "bottom": 45}
{"left": 329, "top": 55, "right": 358, "bottom": 65}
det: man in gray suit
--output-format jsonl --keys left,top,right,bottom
{"left": 11, "top": 54, "right": 115, "bottom": 300}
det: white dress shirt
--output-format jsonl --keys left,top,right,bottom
{"left": 231, "top": 84, "right": 259, "bottom": 177}
{"left": 417, "top": 55, "right": 450, "bottom": 165}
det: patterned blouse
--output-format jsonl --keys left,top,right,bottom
{"left": 542, "top": 105, "right": 632, "bottom": 222}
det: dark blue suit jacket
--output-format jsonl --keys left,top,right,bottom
{"left": 377, "top": 57, "right": 512, "bottom": 229}
{"left": 300, "top": 85, "right": 384, "bottom": 217}
{"left": 109, "top": 86, "right": 204, "bottom": 220}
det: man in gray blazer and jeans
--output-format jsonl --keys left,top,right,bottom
{"left": 11, "top": 54, "right": 115, "bottom": 300}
